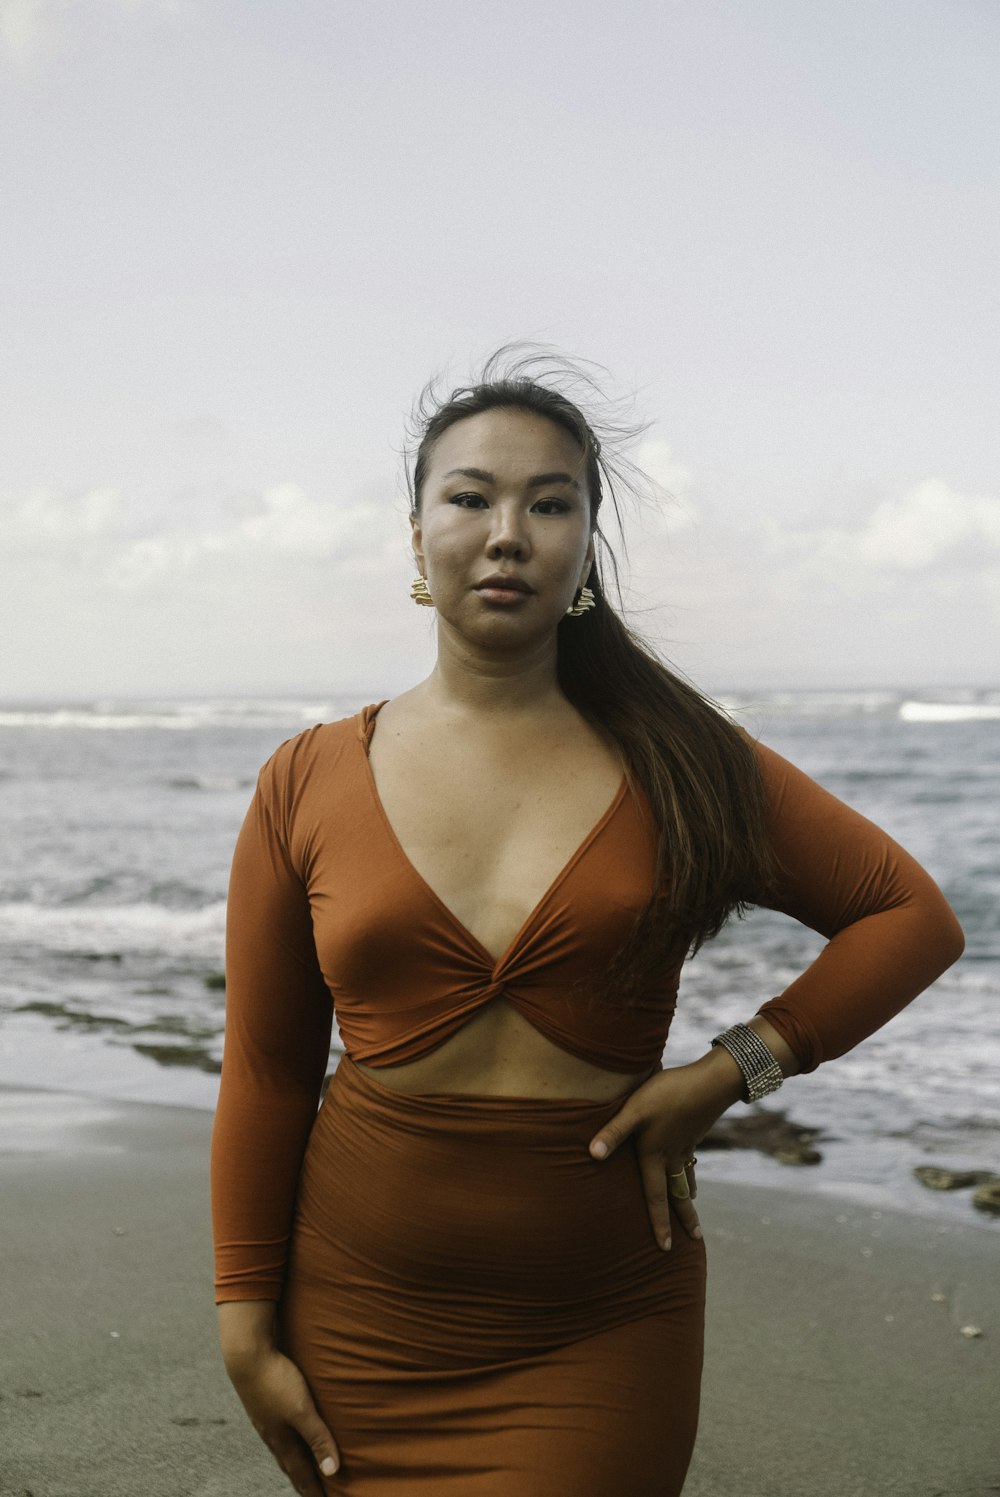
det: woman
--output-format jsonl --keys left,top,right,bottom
{"left": 210, "top": 348, "right": 965, "bottom": 1496}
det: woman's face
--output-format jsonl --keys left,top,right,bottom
{"left": 411, "top": 408, "right": 595, "bottom": 649}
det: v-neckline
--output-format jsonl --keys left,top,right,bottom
{"left": 357, "top": 700, "right": 628, "bottom": 972}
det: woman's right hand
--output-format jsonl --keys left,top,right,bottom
{"left": 223, "top": 1339, "right": 341, "bottom": 1495}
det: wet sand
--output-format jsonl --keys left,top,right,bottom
{"left": 1, "top": 1084, "right": 997, "bottom": 1496}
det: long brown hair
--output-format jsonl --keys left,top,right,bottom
{"left": 403, "top": 344, "right": 777, "bottom": 1000}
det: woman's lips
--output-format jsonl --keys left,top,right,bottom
{"left": 475, "top": 585, "right": 532, "bottom": 605}
{"left": 474, "top": 576, "right": 534, "bottom": 605}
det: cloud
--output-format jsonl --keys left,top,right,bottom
{"left": 634, "top": 439, "right": 697, "bottom": 529}
{"left": 617, "top": 468, "right": 1000, "bottom": 689}
{"left": 1, "top": 474, "right": 418, "bottom": 696}
{"left": 107, "top": 484, "right": 398, "bottom": 588}
{"left": 0, "top": 0, "right": 183, "bottom": 64}
{"left": 4, "top": 464, "right": 995, "bottom": 696}
{"left": 635, "top": 439, "right": 694, "bottom": 500}
{"left": 764, "top": 478, "right": 1000, "bottom": 579}
{"left": 5, "top": 485, "right": 122, "bottom": 554}
{"left": 0, "top": 0, "right": 47, "bottom": 61}
{"left": 2, "top": 477, "right": 402, "bottom": 591}
{"left": 856, "top": 479, "right": 1000, "bottom": 571}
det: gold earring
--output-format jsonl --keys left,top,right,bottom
{"left": 410, "top": 575, "right": 435, "bottom": 607}
{"left": 565, "top": 585, "right": 596, "bottom": 617}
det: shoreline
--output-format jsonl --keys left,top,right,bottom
{"left": 2, "top": 1067, "right": 997, "bottom": 1235}
{"left": 2, "top": 1085, "right": 999, "bottom": 1495}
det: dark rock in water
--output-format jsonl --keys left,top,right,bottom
{"left": 203, "top": 972, "right": 226, "bottom": 990}
{"left": 132, "top": 1042, "right": 222, "bottom": 1075}
{"left": 913, "top": 1166, "right": 1000, "bottom": 1192}
{"left": 773, "top": 1145, "right": 824, "bottom": 1166}
{"left": 16, "top": 1001, "right": 131, "bottom": 1032}
{"left": 701, "top": 1108, "right": 824, "bottom": 1165}
{"left": 972, "top": 1181, "right": 1000, "bottom": 1217}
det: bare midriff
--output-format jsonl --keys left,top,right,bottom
{"left": 354, "top": 995, "right": 655, "bottom": 1100}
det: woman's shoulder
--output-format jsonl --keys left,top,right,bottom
{"left": 257, "top": 704, "right": 378, "bottom": 801}
{"left": 734, "top": 727, "right": 873, "bottom": 829}
{"left": 731, "top": 723, "right": 814, "bottom": 805}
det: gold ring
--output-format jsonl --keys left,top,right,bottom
{"left": 666, "top": 1167, "right": 691, "bottom": 1200}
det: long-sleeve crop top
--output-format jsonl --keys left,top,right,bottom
{"left": 211, "top": 701, "right": 965, "bottom": 1301}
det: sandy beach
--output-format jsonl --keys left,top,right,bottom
{"left": 2, "top": 1083, "right": 997, "bottom": 1497}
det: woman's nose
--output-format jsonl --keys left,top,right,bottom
{"left": 486, "top": 505, "right": 530, "bottom": 558}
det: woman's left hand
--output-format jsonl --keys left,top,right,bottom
{"left": 588, "top": 1058, "right": 741, "bottom": 1252}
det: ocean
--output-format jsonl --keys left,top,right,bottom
{"left": 1, "top": 688, "right": 997, "bottom": 1225}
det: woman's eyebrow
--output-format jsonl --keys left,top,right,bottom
{"left": 442, "top": 466, "right": 581, "bottom": 492}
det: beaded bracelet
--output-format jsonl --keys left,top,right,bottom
{"left": 711, "top": 1022, "right": 785, "bottom": 1103}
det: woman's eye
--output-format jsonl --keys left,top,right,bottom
{"left": 447, "top": 493, "right": 569, "bottom": 514}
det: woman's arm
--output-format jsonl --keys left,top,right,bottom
{"left": 210, "top": 760, "right": 334, "bottom": 1302}
{"left": 210, "top": 755, "right": 341, "bottom": 1491}
{"left": 749, "top": 739, "right": 965, "bottom": 1072}
{"left": 590, "top": 739, "right": 963, "bottom": 1248}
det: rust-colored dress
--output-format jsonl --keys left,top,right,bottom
{"left": 211, "top": 702, "right": 964, "bottom": 1495}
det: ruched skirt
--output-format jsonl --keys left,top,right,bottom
{"left": 277, "top": 1056, "right": 707, "bottom": 1496}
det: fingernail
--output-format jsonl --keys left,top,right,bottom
{"left": 662, "top": 1235, "right": 672, "bottom": 1251}
{"left": 320, "top": 1456, "right": 338, "bottom": 1476}
{"left": 693, "top": 1226, "right": 703, "bottom": 1240}
{"left": 591, "top": 1140, "right": 608, "bottom": 1159}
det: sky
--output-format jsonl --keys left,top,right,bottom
{"left": 2, "top": 0, "right": 998, "bottom": 698}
